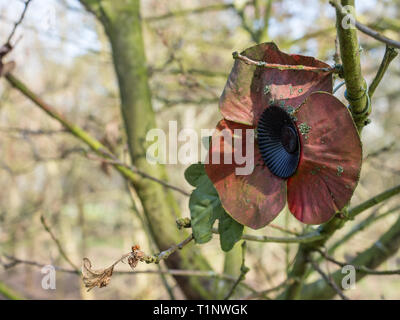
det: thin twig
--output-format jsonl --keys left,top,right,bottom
{"left": 145, "top": 3, "right": 237, "bottom": 22}
{"left": 369, "top": 46, "right": 399, "bottom": 98}
{"left": 5, "top": 0, "right": 32, "bottom": 46}
{"left": 329, "top": 0, "right": 400, "bottom": 49}
{"left": 348, "top": 184, "right": 400, "bottom": 219}
{"left": 1, "top": 255, "right": 79, "bottom": 274}
{"left": 0, "top": 127, "right": 67, "bottom": 136}
{"left": 329, "top": 205, "right": 400, "bottom": 254}
{"left": 242, "top": 279, "right": 288, "bottom": 300}
{"left": 3, "top": 73, "right": 189, "bottom": 197}
{"left": 212, "top": 228, "right": 324, "bottom": 244}
{"left": 0, "top": 254, "right": 257, "bottom": 293}
{"left": 40, "top": 215, "right": 80, "bottom": 272}
{"left": 86, "top": 152, "right": 190, "bottom": 197}
{"left": 268, "top": 224, "right": 300, "bottom": 236}
{"left": 316, "top": 249, "right": 400, "bottom": 275}
{"left": 232, "top": 51, "right": 338, "bottom": 73}
{"left": 364, "top": 142, "right": 396, "bottom": 160}
{"left": 224, "top": 241, "right": 249, "bottom": 300}
{"left": 141, "top": 234, "right": 194, "bottom": 264}
{"left": 309, "top": 259, "right": 350, "bottom": 300}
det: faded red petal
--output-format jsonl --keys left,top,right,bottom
{"left": 220, "top": 42, "right": 333, "bottom": 126}
{"left": 287, "top": 92, "right": 362, "bottom": 224}
{"left": 205, "top": 119, "right": 286, "bottom": 229}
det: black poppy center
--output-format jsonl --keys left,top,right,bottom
{"left": 257, "top": 106, "right": 301, "bottom": 179}
{"left": 281, "top": 126, "right": 298, "bottom": 154}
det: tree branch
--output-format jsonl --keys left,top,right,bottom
{"left": 330, "top": 0, "right": 368, "bottom": 130}
{"left": 347, "top": 184, "right": 400, "bottom": 219}
{"left": 300, "top": 214, "right": 400, "bottom": 299}
{"left": 3, "top": 73, "right": 188, "bottom": 197}
{"left": 145, "top": 3, "right": 236, "bottom": 22}
{"left": 316, "top": 248, "right": 400, "bottom": 275}
{"left": 369, "top": 45, "right": 399, "bottom": 98}
{"left": 224, "top": 241, "right": 249, "bottom": 300}
{"left": 329, "top": 1, "right": 400, "bottom": 49}
{"left": 40, "top": 215, "right": 80, "bottom": 272}
{"left": 329, "top": 205, "right": 400, "bottom": 254}
{"left": 282, "top": 184, "right": 400, "bottom": 299}
{"left": 309, "top": 259, "right": 350, "bottom": 300}
{"left": 232, "top": 51, "right": 339, "bottom": 73}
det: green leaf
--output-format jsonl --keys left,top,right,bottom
{"left": 184, "top": 163, "right": 206, "bottom": 187}
{"left": 218, "top": 209, "right": 244, "bottom": 252}
{"left": 189, "top": 173, "right": 244, "bottom": 251}
{"left": 189, "top": 175, "right": 220, "bottom": 244}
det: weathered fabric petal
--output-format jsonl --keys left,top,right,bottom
{"left": 205, "top": 119, "right": 286, "bottom": 229}
{"left": 287, "top": 92, "right": 362, "bottom": 224}
{"left": 220, "top": 42, "right": 333, "bottom": 126}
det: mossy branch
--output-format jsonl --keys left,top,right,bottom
{"left": 330, "top": 0, "right": 368, "bottom": 130}
{"left": 300, "top": 215, "right": 400, "bottom": 299}
{"left": 347, "top": 184, "right": 400, "bottom": 219}
{"left": 329, "top": 205, "right": 400, "bottom": 254}
{"left": 4, "top": 73, "right": 187, "bottom": 196}
{"left": 282, "top": 184, "right": 400, "bottom": 299}
{"left": 283, "top": 1, "right": 399, "bottom": 298}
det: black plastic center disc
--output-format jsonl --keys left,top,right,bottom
{"left": 257, "top": 106, "right": 300, "bottom": 179}
{"left": 281, "top": 126, "right": 298, "bottom": 154}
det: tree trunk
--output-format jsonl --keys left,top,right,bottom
{"left": 79, "top": 0, "right": 215, "bottom": 299}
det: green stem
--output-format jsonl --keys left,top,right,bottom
{"left": 369, "top": 45, "right": 399, "bottom": 98}
{"left": 0, "top": 282, "right": 24, "bottom": 300}
{"left": 348, "top": 184, "right": 400, "bottom": 219}
{"left": 329, "top": 205, "right": 400, "bottom": 254}
{"left": 224, "top": 241, "right": 249, "bottom": 300}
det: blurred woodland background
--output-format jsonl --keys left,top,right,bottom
{"left": 0, "top": 0, "right": 399, "bottom": 300}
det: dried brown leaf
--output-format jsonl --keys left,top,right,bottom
{"left": 128, "top": 245, "right": 145, "bottom": 270}
{"left": 82, "top": 257, "right": 115, "bottom": 291}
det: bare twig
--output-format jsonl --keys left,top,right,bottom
{"left": 0, "top": 254, "right": 257, "bottom": 293}
{"left": 212, "top": 228, "right": 324, "bottom": 244}
{"left": 141, "top": 234, "right": 194, "bottom": 264}
{"left": 5, "top": 0, "right": 32, "bottom": 46}
{"left": 86, "top": 152, "right": 190, "bottom": 196}
{"left": 176, "top": 217, "right": 301, "bottom": 236}
{"left": 329, "top": 0, "right": 400, "bottom": 49}
{"left": 145, "top": 3, "right": 237, "bottom": 22}
{"left": 0, "top": 127, "right": 67, "bottom": 136}
{"left": 40, "top": 215, "right": 80, "bottom": 272}
{"left": 309, "top": 259, "right": 350, "bottom": 300}
{"left": 348, "top": 184, "right": 400, "bottom": 219}
{"left": 364, "top": 142, "right": 396, "bottom": 160}
{"left": 369, "top": 46, "right": 399, "bottom": 98}
{"left": 232, "top": 51, "right": 339, "bottom": 73}
{"left": 242, "top": 279, "right": 288, "bottom": 300}
{"left": 3, "top": 73, "right": 189, "bottom": 197}
{"left": 329, "top": 205, "right": 400, "bottom": 253}
{"left": 316, "top": 249, "right": 400, "bottom": 275}
{"left": 224, "top": 241, "right": 249, "bottom": 300}
{"left": 268, "top": 224, "right": 300, "bottom": 236}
